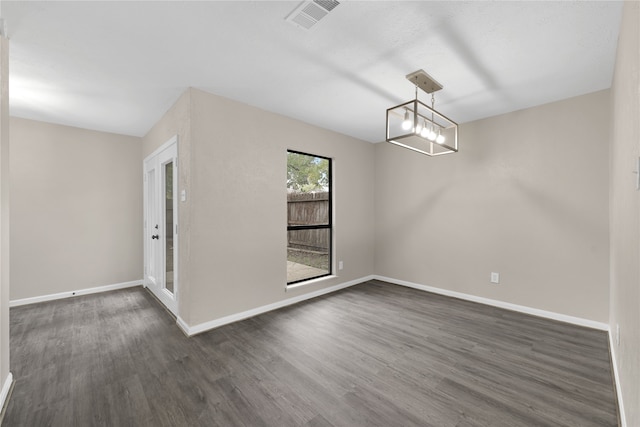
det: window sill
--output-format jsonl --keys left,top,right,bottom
{"left": 286, "top": 275, "right": 337, "bottom": 291}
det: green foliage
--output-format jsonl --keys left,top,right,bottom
{"left": 287, "top": 152, "right": 329, "bottom": 193}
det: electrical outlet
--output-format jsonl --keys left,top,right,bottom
{"left": 490, "top": 272, "right": 500, "bottom": 284}
{"left": 338, "top": 261, "right": 344, "bottom": 270}
{"left": 616, "top": 324, "right": 620, "bottom": 346}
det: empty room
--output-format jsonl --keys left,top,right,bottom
{"left": 0, "top": 1, "right": 638, "bottom": 426}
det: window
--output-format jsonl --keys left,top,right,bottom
{"left": 287, "top": 150, "right": 332, "bottom": 284}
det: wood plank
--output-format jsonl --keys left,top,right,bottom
{"left": 2, "top": 280, "right": 619, "bottom": 426}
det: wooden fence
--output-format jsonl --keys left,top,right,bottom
{"left": 287, "top": 191, "right": 329, "bottom": 252}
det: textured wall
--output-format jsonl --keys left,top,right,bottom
{"left": 10, "top": 118, "right": 142, "bottom": 300}
{"left": 609, "top": 1, "right": 640, "bottom": 425}
{"left": 185, "top": 88, "right": 375, "bottom": 326}
{"left": 0, "top": 35, "right": 11, "bottom": 399}
{"left": 141, "top": 89, "right": 193, "bottom": 321}
{"left": 375, "top": 90, "right": 610, "bottom": 323}
{"left": 141, "top": 88, "right": 375, "bottom": 327}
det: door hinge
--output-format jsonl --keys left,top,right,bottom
{"left": 175, "top": 223, "right": 178, "bottom": 235}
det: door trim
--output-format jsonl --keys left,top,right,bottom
{"left": 143, "top": 135, "right": 179, "bottom": 316}
{"left": 146, "top": 135, "right": 178, "bottom": 160}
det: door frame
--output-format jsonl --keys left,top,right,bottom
{"left": 143, "top": 135, "right": 179, "bottom": 316}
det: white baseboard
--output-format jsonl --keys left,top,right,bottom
{"left": 608, "top": 330, "right": 627, "bottom": 427}
{"left": 176, "top": 316, "right": 191, "bottom": 336}
{"left": 0, "top": 372, "right": 13, "bottom": 413}
{"left": 9, "top": 280, "right": 143, "bottom": 307}
{"left": 373, "top": 275, "right": 609, "bottom": 331}
{"left": 177, "top": 275, "right": 374, "bottom": 336}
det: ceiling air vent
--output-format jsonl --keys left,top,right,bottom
{"left": 285, "top": 0, "right": 341, "bottom": 30}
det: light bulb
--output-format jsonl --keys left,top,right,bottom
{"left": 427, "top": 129, "right": 437, "bottom": 141}
{"left": 415, "top": 120, "right": 423, "bottom": 134}
{"left": 401, "top": 110, "right": 412, "bottom": 130}
{"left": 436, "top": 133, "right": 445, "bottom": 144}
{"left": 420, "top": 122, "right": 429, "bottom": 138}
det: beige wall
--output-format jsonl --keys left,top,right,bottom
{"left": 141, "top": 89, "right": 193, "bottom": 320}
{"left": 143, "top": 88, "right": 375, "bottom": 327}
{"left": 609, "top": 1, "right": 640, "bottom": 425}
{"left": 142, "top": 90, "right": 191, "bottom": 159}
{"left": 10, "top": 118, "right": 143, "bottom": 300}
{"left": 186, "top": 88, "right": 374, "bottom": 325}
{"left": 375, "top": 90, "right": 610, "bottom": 323}
{"left": 0, "top": 35, "right": 10, "bottom": 394}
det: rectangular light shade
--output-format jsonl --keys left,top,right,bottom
{"left": 386, "top": 99, "right": 458, "bottom": 156}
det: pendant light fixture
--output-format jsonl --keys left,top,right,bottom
{"left": 386, "top": 69, "right": 458, "bottom": 156}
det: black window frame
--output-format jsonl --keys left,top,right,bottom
{"left": 286, "top": 149, "right": 333, "bottom": 285}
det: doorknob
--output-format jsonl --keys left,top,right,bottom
{"left": 152, "top": 234, "right": 159, "bottom": 240}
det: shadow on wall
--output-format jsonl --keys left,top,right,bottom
{"left": 378, "top": 184, "right": 447, "bottom": 245}
{"left": 512, "top": 178, "right": 607, "bottom": 248}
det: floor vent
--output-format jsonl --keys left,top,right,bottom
{"left": 285, "top": 0, "right": 341, "bottom": 30}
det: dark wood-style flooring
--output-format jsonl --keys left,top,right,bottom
{"left": 3, "top": 280, "right": 619, "bottom": 426}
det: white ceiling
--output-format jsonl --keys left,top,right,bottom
{"left": 2, "top": 1, "right": 624, "bottom": 142}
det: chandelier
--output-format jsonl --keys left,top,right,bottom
{"left": 386, "top": 69, "right": 458, "bottom": 156}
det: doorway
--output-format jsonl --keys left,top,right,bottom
{"left": 143, "top": 136, "right": 178, "bottom": 315}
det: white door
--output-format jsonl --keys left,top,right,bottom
{"left": 144, "top": 137, "right": 178, "bottom": 315}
